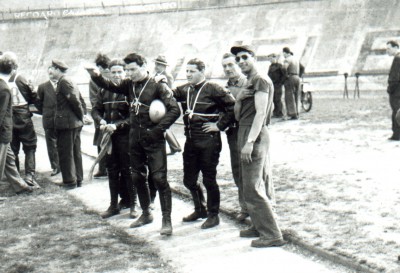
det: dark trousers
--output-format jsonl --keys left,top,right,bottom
{"left": 129, "top": 127, "right": 170, "bottom": 215}
{"left": 284, "top": 76, "right": 300, "bottom": 118}
{"left": 106, "top": 132, "right": 135, "bottom": 207}
{"left": 56, "top": 127, "right": 83, "bottom": 184}
{"left": 11, "top": 108, "right": 37, "bottom": 175}
{"left": 44, "top": 128, "right": 59, "bottom": 170}
{"left": 273, "top": 84, "right": 284, "bottom": 117}
{"left": 226, "top": 127, "right": 246, "bottom": 213}
{"left": 389, "top": 93, "right": 400, "bottom": 139}
{"left": 183, "top": 133, "right": 222, "bottom": 215}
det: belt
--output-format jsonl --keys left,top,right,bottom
{"left": 288, "top": 73, "right": 298, "bottom": 76}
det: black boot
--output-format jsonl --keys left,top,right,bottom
{"left": 126, "top": 168, "right": 139, "bottom": 219}
{"left": 101, "top": 171, "right": 120, "bottom": 219}
{"left": 201, "top": 214, "right": 220, "bottom": 229}
{"left": 24, "top": 149, "right": 36, "bottom": 176}
{"left": 183, "top": 189, "right": 207, "bottom": 222}
{"left": 100, "top": 205, "right": 120, "bottom": 219}
{"left": 159, "top": 190, "right": 172, "bottom": 235}
{"left": 130, "top": 209, "right": 153, "bottom": 228}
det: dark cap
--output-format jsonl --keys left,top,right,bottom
{"left": 153, "top": 55, "right": 168, "bottom": 66}
{"left": 283, "top": 47, "right": 292, "bottom": 54}
{"left": 52, "top": 59, "right": 69, "bottom": 71}
{"left": 230, "top": 45, "right": 255, "bottom": 56}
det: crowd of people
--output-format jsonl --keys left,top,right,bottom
{"left": 3, "top": 41, "right": 397, "bottom": 248}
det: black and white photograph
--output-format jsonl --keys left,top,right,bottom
{"left": 1, "top": 0, "right": 400, "bottom": 272}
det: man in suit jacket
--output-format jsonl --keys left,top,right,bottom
{"left": 36, "top": 68, "right": 61, "bottom": 176}
{"left": 386, "top": 40, "right": 400, "bottom": 140}
{"left": 0, "top": 52, "right": 38, "bottom": 194}
{"left": 48, "top": 59, "right": 84, "bottom": 189}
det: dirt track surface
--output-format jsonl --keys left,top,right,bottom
{"left": 25, "top": 90, "right": 399, "bottom": 272}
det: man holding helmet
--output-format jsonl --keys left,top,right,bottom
{"left": 87, "top": 53, "right": 180, "bottom": 236}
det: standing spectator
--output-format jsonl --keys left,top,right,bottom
{"left": 89, "top": 53, "right": 111, "bottom": 178}
{"left": 49, "top": 60, "right": 84, "bottom": 189}
{"left": 87, "top": 52, "right": 180, "bottom": 236}
{"left": 36, "top": 68, "right": 61, "bottom": 176}
{"left": 6, "top": 52, "right": 38, "bottom": 186}
{"left": 91, "top": 58, "right": 138, "bottom": 219}
{"left": 221, "top": 53, "right": 249, "bottom": 221}
{"left": 153, "top": 55, "right": 182, "bottom": 155}
{"left": 174, "top": 58, "right": 235, "bottom": 229}
{"left": 231, "top": 45, "right": 285, "bottom": 248}
{"left": 282, "top": 47, "right": 300, "bottom": 120}
{"left": 386, "top": 40, "right": 400, "bottom": 141}
{"left": 0, "top": 52, "right": 38, "bottom": 194}
{"left": 267, "top": 53, "right": 286, "bottom": 118}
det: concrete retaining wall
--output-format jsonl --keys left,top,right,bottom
{"left": 0, "top": 0, "right": 399, "bottom": 92}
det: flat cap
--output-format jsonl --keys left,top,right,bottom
{"left": 153, "top": 55, "right": 168, "bottom": 66}
{"left": 230, "top": 45, "right": 255, "bottom": 56}
{"left": 52, "top": 59, "right": 69, "bottom": 71}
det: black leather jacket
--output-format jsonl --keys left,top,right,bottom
{"left": 174, "top": 81, "right": 235, "bottom": 136}
{"left": 91, "top": 74, "right": 180, "bottom": 132}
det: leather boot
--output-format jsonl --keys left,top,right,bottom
{"left": 159, "top": 190, "right": 172, "bottom": 235}
{"left": 24, "top": 173, "right": 40, "bottom": 189}
{"left": 126, "top": 168, "right": 139, "bottom": 219}
{"left": 102, "top": 170, "right": 120, "bottom": 219}
{"left": 182, "top": 189, "right": 207, "bottom": 222}
{"left": 130, "top": 209, "right": 153, "bottom": 228}
{"left": 24, "top": 149, "right": 36, "bottom": 176}
{"left": 100, "top": 205, "right": 120, "bottom": 219}
{"left": 201, "top": 214, "right": 220, "bottom": 229}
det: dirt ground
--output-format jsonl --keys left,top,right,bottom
{"left": 2, "top": 90, "right": 399, "bottom": 272}
{"left": 168, "top": 90, "right": 400, "bottom": 272}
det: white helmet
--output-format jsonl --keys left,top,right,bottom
{"left": 149, "top": 99, "right": 166, "bottom": 123}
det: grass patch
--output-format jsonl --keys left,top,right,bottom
{"left": 0, "top": 175, "right": 175, "bottom": 273}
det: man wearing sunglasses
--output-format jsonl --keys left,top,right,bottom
{"left": 173, "top": 58, "right": 235, "bottom": 229}
{"left": 231, "top": 45, "right": 285, "bottom": 248}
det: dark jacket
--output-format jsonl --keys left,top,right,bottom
{"left": 91, "top": 74, "right": 180, "bottom": 132}
{"left": 91, "top": 89, "right": 130, "bottom": 145}
{"left": 268, "top": 63, "right": 286, "bottom": 87}
{"left": 0, "top": 79, "right": 13, "bottom": 144}
{"left": 174, "top": 81, "right": 235, "bottom": 136}
{"left": 388, "top": 53, "right": 400, "bottom": 94}
{"left": 54, "top": 76, "right": 84, "bottom": 130}
{"left": 36, "top": 81, "right": 57, "bottom": 129}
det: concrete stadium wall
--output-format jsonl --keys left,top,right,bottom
{"left": 0, "top": 0, "right": 399, "bottom": 92}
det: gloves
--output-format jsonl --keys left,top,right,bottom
{"left": 105, "top": 124, "right": 117, "bottom": 133}
{"left": 154, "top": 74, "right": 167, "bottom": 84}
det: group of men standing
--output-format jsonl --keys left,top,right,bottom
{"left": 85, "top": 44, "right": 286, "bottom": 247}
{"left": 1, "top": 45, "right": 286, "bottom": 248}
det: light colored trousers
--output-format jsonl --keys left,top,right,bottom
{"left": 238, "top": 125, "right": 283, "bottom": 240}
{"left": 0, "top": 142, "right": 28, "bottom": 192}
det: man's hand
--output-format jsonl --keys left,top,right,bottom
{"left": 241, "top": 142, "right": 254, "bottom": 163}
{"left": 99, "top": 119, "right": 107, "bottom": 125}
{"left": 105, "top": 124, "right": 117, "bottom": 133}
{"left": 154, "top": 74, "right": 167, "bottom": 83}
{"left": 236, "top": 89, "right": 254, "bottom": 102}
{"left": 85, "top": 65, "right": 100, "bottom": 77}
{"left": 202, "top": 122, "right": 220, "bottom": 133}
